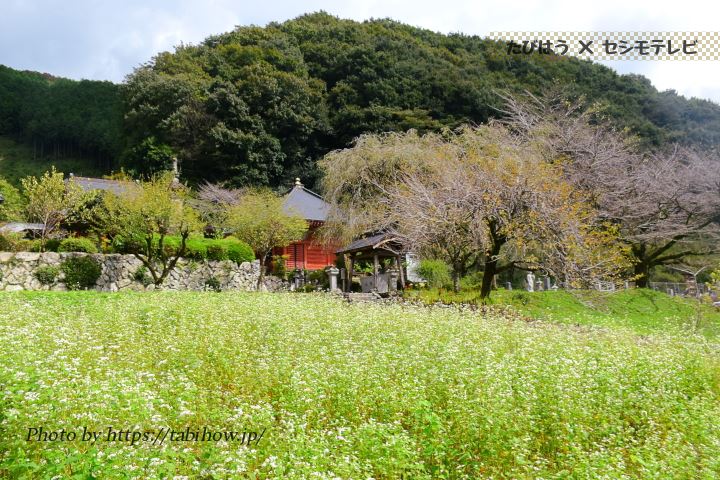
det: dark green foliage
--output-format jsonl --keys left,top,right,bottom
{"left": 3, "top": 14, "right": 720, "bottom": 187}
{"left": 58, "top": 237, "right": 98, "bottom": 253}
{"left": 33, "top": 265, "right": 60, "bottom": 285}
{"left": 0, "top": 66, "right": 122, "bottom": 171}
{"left": 121, "top": 13, "right": 720, "bottom": 188}
{"left": 42, "top": 238, "right": 61, "bottom": 252}
{"left": 306, "top": 269, "right": 329, "bottom": 289}
{"left": 204, "top": 276, "right": 222, "bottom": 292}
{"left": 121, "top": 136, "right": 176, "bottom": 176}
{"left": 132, "top": 266, "right": 152, "bottom": 287}
{"left": 60, "top": 256, "right": 101, "bottom": 290}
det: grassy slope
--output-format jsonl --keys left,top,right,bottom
{"left": 408, "top": 288, "right": 720, "bottom": 337}
{"left": 1, "top": 291, "right": 719, "bottom": 478}
{"left": 0, "top": 135, "right": 103, "bottom": 185}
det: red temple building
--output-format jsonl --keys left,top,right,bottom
{"left": 273, "top": 179, "right": 337, "bottom": 271}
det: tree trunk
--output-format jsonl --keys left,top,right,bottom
{"left": 480, "top": 256, "right": 498, "bottom": 300}
{"left": 452, "top": 271, "right": 460, "bottom": 292}
{"left": 257, "top": 251, "right": 270, "bottom": 290}
{"left": 634, "top": 262, "right": 650, "bottom": 289}
{"left": 632, "top": 244, "right": 650, "bottom": 288}
{"left": 480, "top": 224, "right": 504, "bottom": 300}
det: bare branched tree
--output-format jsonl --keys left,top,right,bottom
{"left": 320, "top": 125, "right": 630, "bottom": 297}
{"left": 193, "top": 182, "right": 246, "bottom": 236}
{"left": 500, "top": 91, "right": 720, "bottom": 287}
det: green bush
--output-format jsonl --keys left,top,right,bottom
{"left": 60, "top": 256, "right": 101, "bottom": 290}
{"left": 307, "top": 269, "right": 329, "bottom": 289}
{"left": 110, "top": 235, "right": 254, "bottom": 264}
{"left": 204, "top": 276, "right": 222, "bottom": 292}
{"left": 206, "top": 243, "right": 228, "bottom": 261}
{"left": 132, "top": 266, "right": 152, "bottom": 287}
{"left": 220, "top": 237, "right": 254, "bottom": 264}
{"left": 29, "top": 240, "right": 46, "bottom": 252}
{"left": 272, "top": 254, "right": 289, "bottom": 279}
{"left": 416, "top": 259, "right": 452, "bottom": 288}
{"left": 180, "top": 237, "right": 207, "bottom": 260}
{"left": 0, "top": 232, "right": 21, "bottom": 252}
{"left": 33, "top": 265, "right": 60, "bottom": 285}
{"left": 58, "top": 237, "right": 98, "bottom": 253}
{"left": 16, "top": 239, "right": 39, "bottom": 252}
{"left": 42, "top": 238, "right": 61, "bottom": 252}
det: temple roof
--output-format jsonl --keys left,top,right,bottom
{"left": 283, "top": 179, "right": 330, "bottom": 222}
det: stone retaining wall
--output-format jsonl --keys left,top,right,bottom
{"left": 0, "top": 252, "right": 268, "bottom": 292}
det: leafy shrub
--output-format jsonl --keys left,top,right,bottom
{"left": 60, "top": 256, "right": 101, "bottom": 290}
{"left": 13, "top": 238, "right": 40, "bottom": 253}
{"left": 41, "top": 238, "right": 61, "bottom": 252}
{"left": 204, "top": 276, "right": 222, "bottom": 292}
{"left": 307, "top": 269, "right": 329, "bottom": 289}
{"left": 416, "top": 259, "right": 451, "bottom": 288}
{"left": 180, "top": 238, "right": 207, "bottom": 260}
{"left": 132, "top": 266, "right": 152, "bottom": 287}
{"left": 33, "top": 265, "right": 60, "bottom": 285}
{"left": 273, "top": 254, "right": 289, "bottom": 279}
{"left": 221, "top": 237, "right": 254, "bottom": 264}
{"left": 58, "top": 237, "right": 98, "bottom": 253}
{"left": 0, "top": 233, "right": 41, "bottom": 252}
{"left": 0, "top": 232, "right": 22, "bottom": 252}
{"left": 206, "top": 243, "right": 229, "bottom": 261}
{"left": 110, "top": 234, "right": 254, "bottom": 264}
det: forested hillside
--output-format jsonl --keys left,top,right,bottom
{"left": 2, "top": 12, "right": 720, "bottom": 187}
{"left": 0, "top": 66, "right": 121, "bottom": 175}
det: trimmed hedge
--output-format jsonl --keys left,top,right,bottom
{"left": 58, "top": 237, "right": 98, "bottom": 254}
{"left": 112, "top": 235, "right": 254, "bottom": 264}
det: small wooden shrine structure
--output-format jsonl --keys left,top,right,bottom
{"left": 336, "top": 232, "right": 406, "bottom": 293}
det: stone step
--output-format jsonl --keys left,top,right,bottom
{"left": 344, "top": 292, "right": 382, "bottom": 302}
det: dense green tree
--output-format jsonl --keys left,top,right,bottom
{"left": 3, "top": 13, "right": 720, "bottom": 187}
{"left": 224, "top": 189, "right": 308, "bottom": 288}
{"left": 0, "top": 65, "right": 122, "bottom": 169}
{"left": 0, "top": 176, "right": 24, "bottom": 221}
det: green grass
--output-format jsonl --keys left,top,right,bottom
{"left": 1, "top": 291, "right": 719, "bottom": 478}
{"left": 0, "top": 135, "right": 103, "bottom": 186}
{"left": 408, "top": 287, "right": 720, "bottom": 337}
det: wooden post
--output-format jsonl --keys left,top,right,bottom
{"left": 395, "top": 256, "right": 405, "bottom": 289}
{"left": 373, "top": 254, "right": 379, "bottom": 291}
{"left": 348, "top": 255, "right": 355, "bottom": 292}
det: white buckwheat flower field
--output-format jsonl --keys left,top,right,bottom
{"left": 1, "top": 292, "right": 719, "bottom": 478}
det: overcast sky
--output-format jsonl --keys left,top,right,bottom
{"left": 2, "top": 0, "right": 719, "bottom": 103}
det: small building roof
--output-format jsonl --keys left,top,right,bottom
{"left": 336, "top": 232, "right": 402, "bottom": 255}
{"left": 0, "top": 222, "right": 45, "bottom": 233}
{"left": 67, "top": 175, "right": 131, "bottom": 195}
{"left": 283, "top": 179, "right": 330, "bottom": 222}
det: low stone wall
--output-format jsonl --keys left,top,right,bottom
{"left": 0, "top": 252, "right": 265, "bottom": 292}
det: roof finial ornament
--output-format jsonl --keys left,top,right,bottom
{"left": 295, "top": 177, "right": 303, "bottom": 187}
